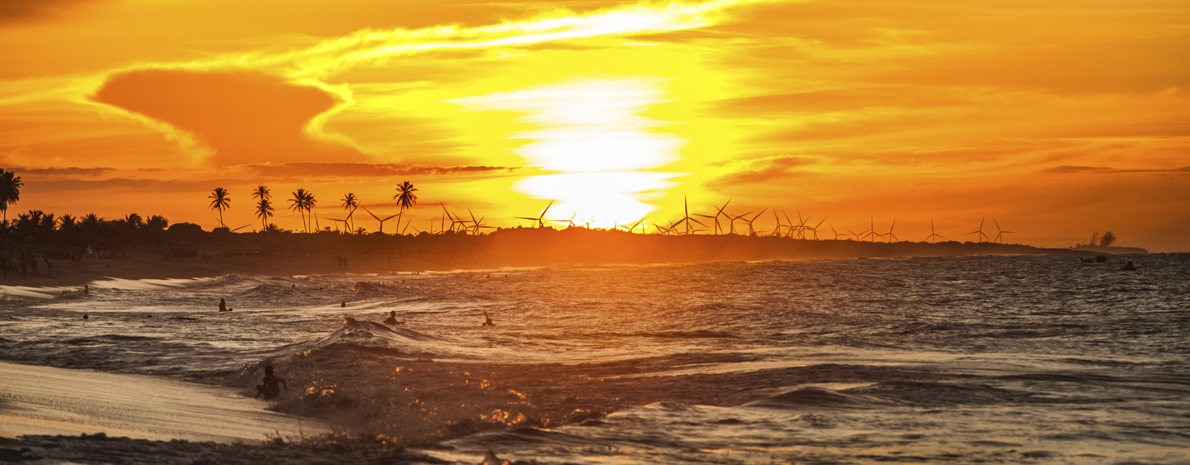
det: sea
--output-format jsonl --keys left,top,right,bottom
{"left": 1, "top": 253, "right": 1188, "bottom": 464}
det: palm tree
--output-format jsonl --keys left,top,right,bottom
{"left": 256, "top": 198, "right": 274, "bottom": 230}
{"left": 209, "top": 187, "right": 230, "bottom": 229}
{"left": 289, "top": 189, "right": 317, "bottom": 232}
{"left": 289, "top": 189, "right": 308, "bottom": 233}
{"left": 0, "top": 169, "right": 23, "bottom": 223}
{"left": 252, "top": 186, "right": 273, "bottom": 230}
{"left": 341, "top": 193, "right": 359, "bottom": 231}
{"left": 394, "top": 181, "right": 418, "bottom": 234}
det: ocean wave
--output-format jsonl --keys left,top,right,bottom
{"left": 276, "top": 316, "right": 456, "bottom": 359}
{"left": 745, "top": 386, "right": 895, "bottom": 410}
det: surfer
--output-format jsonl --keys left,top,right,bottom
{"left": 384, "top": 310, "right": 404, "bottom": 325}
{"left": 1123, "top": 261, "right": 1137, "bottom": 271}
{"left": 218, "top": 298, "right": 227, "bottom": 311}
{"left": 254, "top": 365, "right": 288, "bottom": 400}
{"left": 482, "top": 311, "right": 495, "bottom": 327}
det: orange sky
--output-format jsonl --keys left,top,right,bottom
{"left": 1, "top": 0, "right": 1188, "bottom": 251}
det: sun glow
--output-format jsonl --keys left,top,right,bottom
{"left": 453, "top": 78, "right": 684, "bottom": 228}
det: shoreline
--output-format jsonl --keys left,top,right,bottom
{"left": 1, "top": 229, "right": 1151, "bottom": 290}
{"left": 0, "top": 361, "right": 330, "bottom": 443}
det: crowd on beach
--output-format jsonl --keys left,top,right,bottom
{"left": 0, "top": 250, "right": 54, "bottom": 280}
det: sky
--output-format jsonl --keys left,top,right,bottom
{"left": 1, "top": 0, "right": 1188, "bottom": 251}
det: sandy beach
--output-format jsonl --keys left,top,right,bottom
{"left": 0, "top": 361, "right": 329, "bottom": 442}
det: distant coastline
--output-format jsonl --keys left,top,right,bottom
{"left": 1, "top": 227, "right": 1149, "bottom": 289}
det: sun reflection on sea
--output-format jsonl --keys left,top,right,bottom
{"left": 451, "top": 78, "right": 683, "bottom": 228}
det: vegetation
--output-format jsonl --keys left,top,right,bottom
{"left": 0, "top": 168, "right": 23, "bottom": 222}
{"left": 341, "top": 192, "right": 358, "bottom": 231}
{"left": 288, "top": 188, "right": 317, "bottom": 233}
{"left": 208, "top": 187, "right": 231, "bottom": 229}
{"left": 252, "top": 186, "right": 273, "bottom": 229}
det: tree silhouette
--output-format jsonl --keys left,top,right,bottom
{"left": 289, "top": 189, "right": 317, "bottom": 233}
{"left": 209, "top": 187, "right": 231, "bottom": 229}
{"left": 0, "top": 169, "right": 23, "bottom": 223}
{"left": 395, "top": 181, "right": 418, "bottom": 211}
{"left": 289, "top": 189, "right": 308, "bottom": 233}
{"left": 394, "top": 181, "right": 418, "bottom": 234}
{"left": 256, "top": 198, "right": 274, "bottom": 230}
{"left": 1100, "top": 231, "right": 1117, "bottom": 247}
{"left": 253, "top": 186, "right": 272, "bottom": 229}
{"left": 341, "top": 192, "right": 359, "bottom": 232}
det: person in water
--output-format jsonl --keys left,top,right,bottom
{"left": 482, "top": 311, "right": 495, "bottom": 327}
{"left": 384, "top": 310, "right": 404, "bottom": 325}
{"left": 218, "top": 298, "right": 227, "bottom": 311}
{"left": 255, "top": 365, "right": 288, "bottom": 400}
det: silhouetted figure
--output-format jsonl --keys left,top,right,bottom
{"left": 83, "top": 285, "right": 89, "bottom": 294}
{"left": 482, "top": 311, "right": 495, "bottom": 327}
{"left": 254, "top": 365, "right": 288, "bottom": 400}
{"left": 27, "top": 252, "right": 38, "bottom": 276}
{"left": 384, "top": 310, "right": 404, "bottom": 325}
{"left": 341, "top": 301, "right": 347, "bottom": 308}
{"left": 218, "top": 298, "right": 228, "bottom": 311}
{"left": 1122, "top": 261, "right": 1137, "bottom": 271}
{"left": 43, "top": 256, "right": 51, "bottom": 277}
{"left": 83, "top": 314, "right": 88, "bottom": 320}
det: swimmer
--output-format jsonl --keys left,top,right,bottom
{"left": 384, "top": 310, "right": 404, "bottom": 325}
{"left": 482, "top": 311, "right": 495, "bottom": 327}
{"left": 254, "top": 365, "right": 288, "bottom": 400}
{"left": 218, "top": 298, "right": 227, "bottom": 311}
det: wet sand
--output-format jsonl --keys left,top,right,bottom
{"left": 0, "top": 361, "right": 330, "bottom": 442}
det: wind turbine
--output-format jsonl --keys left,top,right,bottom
{"left": 516, "top": 200, "right": 555, "bottom": 228}
{"left": 859, "top": 217, "right": 882, "bottom": 242}
{"left": 742, "top": 208, "right": 768, "bottom": 236}
{"left": 770, "top": 209, "right": 786, "bottom": 237}
{"left": 966, "top": 216, "right": 991, "bottom": 243}
{"left": 671, "top": 196, "right": 706, "bottom": 235}
{"left": 830, "top": 224, "right": 843, "bottom": 240}
{"left": 695, "top": 201, "right": 730, "bottom": 235}
{"left": 885, "top": 218, "right": 898, "bottom": 243}
{"left": 618, "top": 219, "right": 645, "bottom": 234}
{"left": 808, "top": 217, "right": 827, "bottom": 240}
{"left": 993, "top": 218, "right": 1015, "bottom": 243}
{"left": 362, "top": 206, "right": 400, "bottom": 234}
{"left": 924, "top": 219, "right": 946, "bottom": 243}
{"left": 698, "top": 200, "right": 731, "bottom": 235}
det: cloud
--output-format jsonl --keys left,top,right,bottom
{"left": 92, "top": 69, "right": 362, "bottom": 166}
{"left": 715, "top": 155, "right": 817, "bottom": 185}
{"left": 13, "top": 166, "right": 115, "bottom": 177}
{"left": 0, "top": 0, "right": 106, "bottom": 24}
{"left": 240, "top": 162, "right": 516, "bottom": 179}
{"left": 1042, "top": 165, "right": 1190, "bottom": 175}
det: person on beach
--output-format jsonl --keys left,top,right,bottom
{"left": 254, "top": 365, "right": 288, "bottom": 400}
{"left": 384, "top": 310, "right": 404, "bottom": 325}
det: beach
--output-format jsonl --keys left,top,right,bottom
{"left": 2, "top": 253, "right": 1185, "bottom": 464}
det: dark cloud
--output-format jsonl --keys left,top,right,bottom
{"left": 1041, "top": 165, "right": 1112, "bottom": 174}
{"left": 240, "top": 162, "right": 516, "bottom": 179}
{"left": 1042, "top": 165, "right": 1190, "bottom": 174}
{"left": 16, "top": 166, "right": 115, "bottom": 177}
{"left": 0, "top": 0, "right": 106, "bottom": 24}
{"left": 716, "top": 156, "right": 815, "bottom": 186}
{"left": 92, "top": 69, "right": 363, "bottom": 166}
